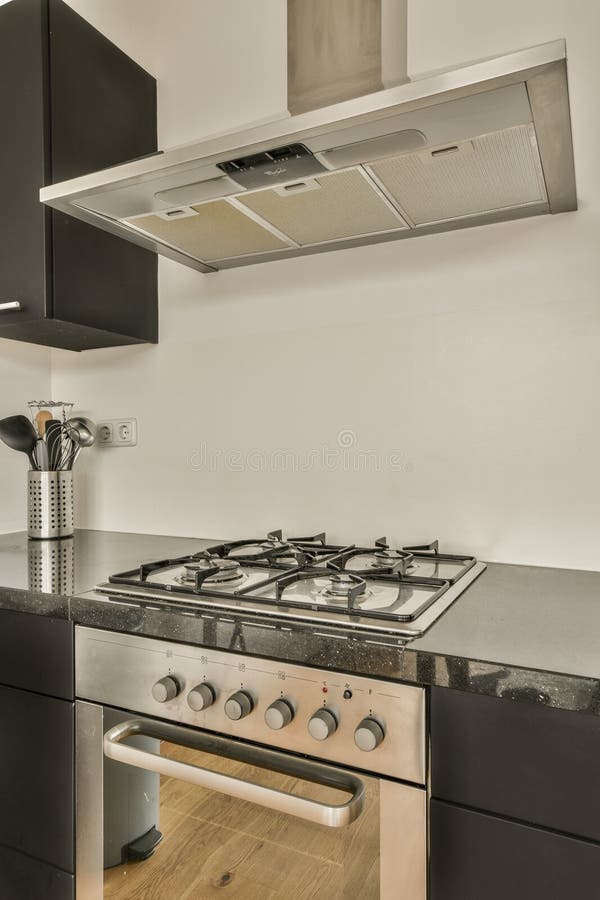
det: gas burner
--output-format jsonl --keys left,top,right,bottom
{"left": 319, "top": 573, "right": 369, "bottom": 604}
{"left": 270, "top": 570, "right": 372, "bottom": 611}
{"left": 216, "top": 530, "right": 330, "bottom": 568}
{"left": 330, "top": 544, "right": 413, "bottom": 577}
{"left": 221, "top": 530, "right": 298, "bottom": 564}
{"left": 227, "top": 541, "right": 286, "bottom": 557}
{"left": 371, "top": 538, "right": 414, "bottom": 574}
{"left": 373, "top": 550, "right": 407, "bottom": 567}
{"left": 277, "top": 546, "right": 316, "bottom": 566}
{"left": 225, "top": 541, "right": 300, "bottom": 567}
{"left": 329, "top": 538, "right": 478, "bottom": 584}
{"left": 179, "top": 557, "right": 246, "bottom": 586}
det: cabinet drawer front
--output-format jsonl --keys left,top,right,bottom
{"left": 431, "top": 687, "right": 600, "bottom": 841}
{"left": 0, "top": 845, "right": 73, "bottom": 900}
{"left": 0, "top": 685, "right": 74, "bottom": 872}
{"left": 430, "top": 800, "right": 600, "bottom": 900}
{"left": 0, "top": 609, "right": 73, "bottom": 699}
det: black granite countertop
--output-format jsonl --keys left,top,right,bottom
{"left": 1, "top": 530, "right": 599, "bottom": 716}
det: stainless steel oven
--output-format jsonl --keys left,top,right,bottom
{"left": 75, "top": 627, "right": 426, "bottom": 899}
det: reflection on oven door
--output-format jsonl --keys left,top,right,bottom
{"left": 103, "top": 740, "right": 380, "bottom": 899}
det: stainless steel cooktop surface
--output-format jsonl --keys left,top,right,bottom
{"left": 96, "top": 531, "right": 486, "bottom": 639}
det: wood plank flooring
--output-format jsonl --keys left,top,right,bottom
{"left": 104, "top": 741, "right": 380, "bottom": 899}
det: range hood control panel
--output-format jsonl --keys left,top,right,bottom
{"left": 218, "top": 143, "right": 326, "bottom": 190}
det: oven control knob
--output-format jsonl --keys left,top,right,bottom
{"left": 354, "top": 717, "right": 385, "bottom": 752}
{"left": 152, "top": 676, "right": 180, "bottom": 703}
{"left": 225, "top": 690, "right": 254, "bottom": 720}
{"left": 265, "top": 699, "right": 294, "bottom": 730}
{"left": 308, "top": 708, "right": 338, "bottom": 741}
{"left": 187, "top": 683, "right": 216, "bottom": 712}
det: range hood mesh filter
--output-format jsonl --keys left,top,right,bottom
{"left": 126, "top": 199, "right": 289, "bottom": 262}
{"left": 238, "top": 169, "right": 407, "bottom": 246}
{"left": 369, "top": 124, "right": 547, "bottom": 226}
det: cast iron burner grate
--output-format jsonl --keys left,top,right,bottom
{"left": 105, "top": 530, "right": 477, "bottom": 625}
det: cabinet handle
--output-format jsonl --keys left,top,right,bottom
{"left": 104, "top": 717, "right": 365, "bottom": 827}
{"left": 0, "top": 301, "right": 22, "bottom": 312}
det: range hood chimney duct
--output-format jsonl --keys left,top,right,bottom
{"left": 287, "top": 0, "right": 408, "bottom": 114}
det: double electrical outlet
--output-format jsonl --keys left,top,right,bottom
{"left": 97, "top": 418, "right": 138, "bottom": 447}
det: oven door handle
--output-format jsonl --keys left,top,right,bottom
{"left": 104, "top": 717, "right": 365, "bottom": 828}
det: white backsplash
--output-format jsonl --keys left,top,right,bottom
{"left": 0, "top": 341, "right": 51, "bottom": 532}
{"left": 45, "top": 0, "right": 600, "bottom": 570}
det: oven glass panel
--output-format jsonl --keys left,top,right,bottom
{"left": 103, "top": 739, "right": 380, "bottom": 899}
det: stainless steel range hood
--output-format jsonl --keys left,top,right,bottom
{"left": 40, "top": 35, "right": 576, "bottom": 274}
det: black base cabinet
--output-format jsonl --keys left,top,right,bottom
{"left": 0, "top": 847, "right": 73, "bottom": 900}
{"left": 0, "top": 611, "right": 74, "bottom": 899}
{"left": 0, "top": 0, "right": 157, "bottom": 351}
{"left": 430, "top": 687, "right": 600, "bottom": 900}
{"left": 430, "top": 687, "right": 600, "bottom": 842}
{"left": 430, "top": 800, "right": 600, "bottom": 900}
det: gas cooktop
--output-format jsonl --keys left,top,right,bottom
{"left": 96, "top": 531, "right": 486, "bottom": 639}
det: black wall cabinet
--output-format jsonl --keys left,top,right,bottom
{"left": 0, "top": 610, "right": 74, "bottom": 899}
{"left": 0, "top": 0, "right": 158, "bottom": 351}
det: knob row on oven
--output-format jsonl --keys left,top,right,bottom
{"left": 151, "top": 677, "right": 384, "bottom": 750}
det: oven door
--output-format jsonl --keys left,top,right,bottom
{"left": 76, "top": 701, "right": 426, "bottom": 900}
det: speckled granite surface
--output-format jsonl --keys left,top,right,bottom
{"left": 1, "top": 530, "right": 600, "bottom": 716}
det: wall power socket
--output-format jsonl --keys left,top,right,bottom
{"left": 97, "top": 418, "right": 137, "bottom": 447}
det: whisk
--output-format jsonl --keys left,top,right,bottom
{"left": 48, "top": 423, "right": 77, "bottom": 471}
{"left": 42, "top": 416, "right": 97, "bottom": 471}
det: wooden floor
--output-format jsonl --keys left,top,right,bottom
{"left": 104, "top": 741, "right": 380, "bottom": 899}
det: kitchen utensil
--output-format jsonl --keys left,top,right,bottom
{"left": 0, "top": 415, "right": 39, "bottom": 470}
{"left": 65, "top": 416, "right": 96, "bottom": 469}
{"left": 27, "top": 400, "right": 74, "bottom": 428}
{"left": 35, "top": 438, "right": 49, "bottom": 471}
{"left": 35, "top": 409, "right": 52, "bottom": 437}
{"left": 67, "top": 416, "right": 96, "bottom": 444}
{"left": 45, "top": 419, "right": 63, "bottom": 471}
{"left": 50, "top": 424, "right": 72, "bottom": 472}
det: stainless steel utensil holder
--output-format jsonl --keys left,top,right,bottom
{"left": 27, "top": 470, "right": 74, "bottom": 539}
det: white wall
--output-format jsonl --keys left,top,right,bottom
{"left": 0, "top": 341, "right": 51, "bottom": 532}
{"left": 52, "top": 0, "right": 600, "bottom": 570}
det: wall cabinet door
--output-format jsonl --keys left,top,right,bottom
{"left": 0, "top": 0, "right": 157, "bottom": 351}
{"left": 0, "top": 0, "right": 50, "bottom": 327}
{"left": 430, "top": 800, "right": 600, "bottom": 900}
